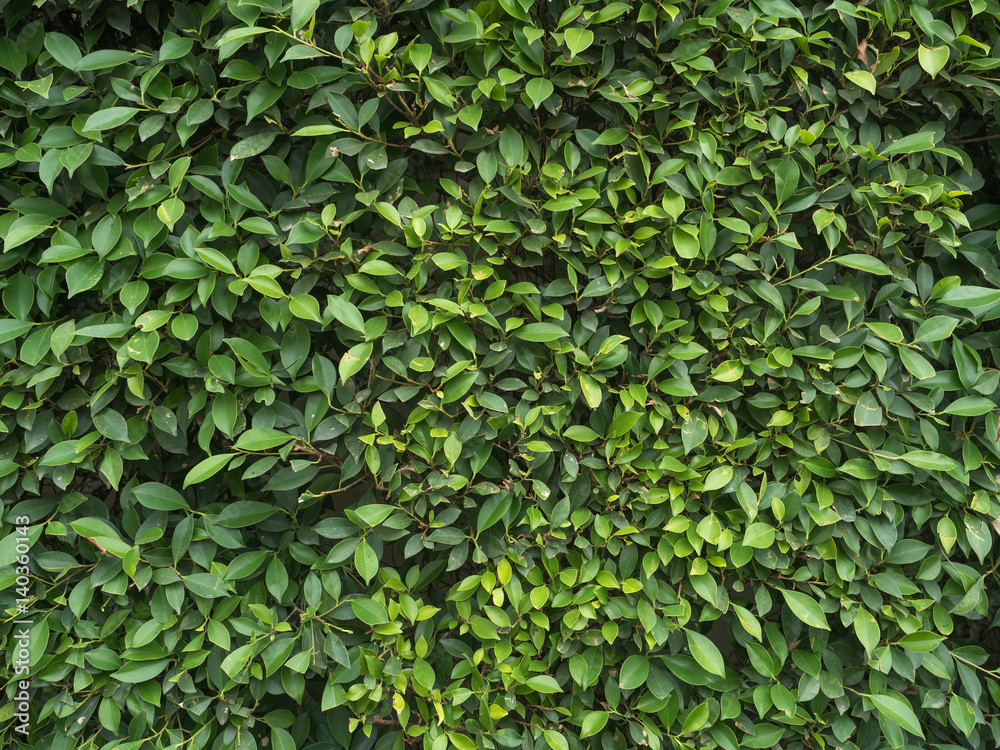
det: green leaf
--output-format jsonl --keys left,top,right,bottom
{"left": 579, "top": 374, "right": 603, "bottom": 408}
{"left": 949, "top": 695, "right": 976, "bottom": 737}
{"left": 353, "top": 505, "right": 395, "bottom": 527}
{"left": 184, "top": 573, "right": 228, "bottom": 598}
{"left": 777, "top": 589, "right": 830, "bottom": 630}
{"left": 951, "top": 576, "right": 984, "bottom": 616}
{"left": 156, "top": 197, "right": 184, "bottom": 231}
{"left": 580, "top": 711, "right": 609, "bottom": 738}
{"left": 878, "top": 132, "right": 935, "bottom": 156}
{"left": 294, "top": 124, "right": 345, "bottom": 136}
{"left": 834, "top": 254, "right": 892, "bottom": 276}
{"left": 619, "top": 653, "right": 649, "bottom": 689}
{"left": 217, "top": 501, "right": 281, "bottom": 527}
{"left": 914, "top": 316, "right": 959, "bottom": 342}
{"left": 221, "top": 644, "right": 253, "bottom": 677}
{"left": 525, "top": 78, "right": 554, "bottom": 107}
{"left": 289, "top": 294, "right": 323, "bottom": 323}
{"left": 526, "top": 675, "right": 562, "bottom": 693}
{"left": 94, "top": 409, "right": 130, "bottom": 442}
{"left": 44, "top": 32, "right": 82, "bottom": 69}
{"left": 869, "top": 693, "right": 924, "bottom": 738}
{"left": 75, "top": 50, "right": 138, "bottom": 71}
{"left": 339, "top": 341, "right": 373, "bottom": 382}
{"left": 70, "top": 518, "right": 122, "bottom": 542}
{"left": 853, "top": 608, "right": 880, "bottom": 656}
{"left": 854, "top": 391, "right": 883, "bottom": 426}
{"left": 918, "top": 44, "right": 949, "bottom": 78}
{"left": 716, "top": 167, "right": 751, "bottom": 185}
{"left": 939, "top": 286, "right": 1000, "bottom": 309}
{"left": 942, "top": 396, "right": 995, "bottom": 416}
{"left": 514, "top": 323, "right": 566, "bottom": 342}
{"left": 703, "top": 466, "right": 733, "bottom": 491}
{"left": 563, "top": 28, "right": 594, "bottom": 58}
{"left": 685, "top": 629, "right": 726, "bottom": 677}
{"left": 327, "top": 295, "right": 366, "bottom": 332}
{"left": 196, "top": 247, "right": 236, "bottom": 275}
{"left": 291, "top": 0, "right": 321, "bottom": 31}
{"left": 132, "top": 483, "right": 189, "bottom": 510}
{"left": 230, "top": 131, "right": 277, "bottom": 160}
{"left": 233, "top": 429, "right": 294, "bottom": 451}
{"left": 355, "top": 539, "right": 379, "bottom": 584}
{"left": 111, "top": 659, "right": 169, "bottom": 683}
{"left": 743, "top": 523, "right": 775, "bottom": 549}
{"left": 747, "top": 279, "right": 784, "bottom": 313}
{"left": 409, "top": 43, "right": 432, "bottom": 72}
{"left": 899, "top": 345, "right": 935, "bottom": 380}
{"left": 774, "top": 158, "right": 799, "bottom": 205}
{"left": 351, "top": 597, "right": 388, "bottom": 625}
{"left": 865, "top": 322, "right": 903, "bottom": 342}
{"left": 84, "top": 107, "right": 139, "bottom": 132}
{"left": 846, "top": 69, "right": 877, "bottom": 94}
{"left": 412, "top": 657, "right": 435, "bottom": 690}
{"left": 895, "top": 632, "right": 945, "bottom": 653}
{"left": 477, "top": 494, "right": 512, "bottom": 533}
{"left": 900, "top": 451, "right": 959, "bottom": 471}
{"left": 754, "top": 0, "right": 803, "bottom": 20}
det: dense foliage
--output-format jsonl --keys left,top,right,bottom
{"left": 3, "top": 0, "right": 1000, "bottom": 748}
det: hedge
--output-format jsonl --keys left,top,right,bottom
{"left": 2, "top": 0, "right": 1000, "bottom": 749}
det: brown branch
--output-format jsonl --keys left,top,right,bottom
{"left": 124, "top": 127, "right": 224, "bottom": 170}
{"left": 945, "top": 133, "right": 1000, "bottom": 146}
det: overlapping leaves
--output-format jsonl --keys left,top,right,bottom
{"left": 2, "top": 0, "right": 1000, "bottom": 749}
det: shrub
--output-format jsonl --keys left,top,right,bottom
{"left": 2, "top": 0, "right": 1000, "bottom": 749}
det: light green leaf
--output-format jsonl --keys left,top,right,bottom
{"left": 580, "top": 711, "right": 609, "bottom": 738}
{"left": 703, "top": 466, "right": 733, "bottom": 491}
{"left": 183, "top": 454, "right": 235, "bottom": 488}
{"left": 846, "top": 69, "right": 876, "bottom": 94}
{"left": 525, "top": 78, "right": 554, "bottom": 107}
{"left": 918, "top": 44, "right": 949, "bottom": 78}
{"left": 339, "top": 341, "right": 373, "bottom": 382}
{"left": 289, "top": 294, "right": 323, "bottom": 324}
{"left": 563, "top": 28, "right": 594, "bottom": 57}
{"left": 526, "top": 675, "right": 562, "bottom": 693}
{"left": 900, "top": 451, "right": 959, "bottom": 471}
{"left": 514, "top": 323, "right": 567, "bottom": 342}
{"left": 743, "top": 523, "right": 775, "bottom": 549}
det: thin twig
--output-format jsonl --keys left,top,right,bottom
{"left": 945, "top": 133, "right": 1000, "bottom": 146}
{"left": 124, "top": 127, "right": 223, "bottom": 170}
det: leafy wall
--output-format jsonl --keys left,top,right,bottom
{"left": 2, "top": 0, "right": 1000, "bottom": 749}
